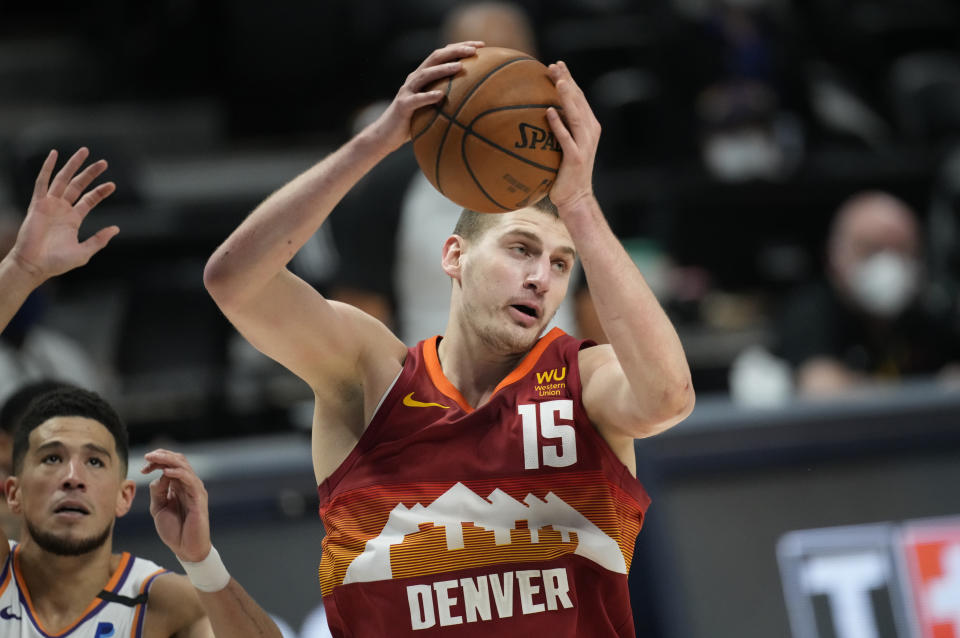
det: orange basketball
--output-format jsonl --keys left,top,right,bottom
{"left": 410, "top": 47, "right": 562, "bottom": 213}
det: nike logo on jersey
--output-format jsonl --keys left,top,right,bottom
{"left": 403, "top": 393, "right": 450, "bottom": 409}
{"left": 0, "top": 606, "right": 20, "bottom": 620}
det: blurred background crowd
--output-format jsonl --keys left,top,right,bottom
{"left": 2, "top": 0, "right": 960, "bottom": 446}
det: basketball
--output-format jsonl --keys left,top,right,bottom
{"left": 410, "top": 47, "right": 562, "bottom": 213}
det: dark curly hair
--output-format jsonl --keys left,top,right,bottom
{"left": 13, "top": 386, "right": 128, "bottom": 476}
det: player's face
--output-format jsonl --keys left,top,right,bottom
{"left": 6, "top": 417, "right": 134, "bottom": 556}
{"left": 459, "top": 208, "right": 575, "bottom": 353}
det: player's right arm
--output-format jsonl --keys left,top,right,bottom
{"left": 203, "top": 44, "right": 483, "bottom": 439}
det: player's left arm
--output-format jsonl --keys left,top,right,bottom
{"left": 146, "top": 572, "right": 277, "bottom": 638}
{"left": 142, "top": 449, "right": 283, "bottom": 638}
{"left": 546, "top": 61, "right": 694, "bottom": 444}
{"left": 142, "top": 573, "right": 211, "bottom": 637}
{"left": 0, "top": 147, "right": 117, "bottom": 331}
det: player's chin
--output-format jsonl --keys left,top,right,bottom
{"left": 504, "top": 322, "right": 544, "bottom": 350}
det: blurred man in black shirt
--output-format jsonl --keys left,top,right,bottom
{"left": 776, "top": 191, "right": 960, "bottom": 396}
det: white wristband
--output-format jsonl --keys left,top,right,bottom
{"left": 177, "top": 546, "right": 231, "bottom": 592}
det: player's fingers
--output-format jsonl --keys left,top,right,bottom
{"left": 32, "top": 150, "right": 58, "bottom": 201}
{"left": 142, "top": 450, "right": 180, "bottom": 474}
{"left": 49, "top": 147, "right": 89, "bottom": 198}
{"left": 148, "top": 476, "right": 171, "bottom": 514}
{"left": 63, "top": 159, "right": 108, "bottom": 204}
{"left": 165, "top": 481, "right": 179, "bottom": 507}
{"left": 79, "top": 226, "right": 119, "bottom": 262}
{"left": 74, "top": 182, "right": 116, "bottom": 218}
{"left": 557, "top": 83, "right": 600, "bottom": 150}
{"left": 160, "top": 467, "right": 206, "bottom": 499}
{"left": 419, "top": 41, "right": 482, "bottom": 70}
{"left": 549, "top": 63, "right": 587, "bottom": 117}
{"left": 144, "top": 448, "right": 194, "bottom": 472}
{"left": 553, "top": 77, "right": 584, "bottom": 128}
{"left": 554, "top": 63, "right": 600, "bottom": 142}
{"left": 160, "top": 466, "right": 197, "bottom": 482}
{"left": 556, "top": 62, "right": 586, "bottom": 99}
{"left": 145, "top": 448, "right": 174, "bottom": 460}
{"left": 159, "top": 473, "right": 206, "bottom": 515}
{"left": 402, "top": 90, "right": 446, "bottom": 114}
{"left": 547, "top": 108, "right": 576, "bottom": 149}
{"left": 409, "top": 61, "right": 461, "bottom": 93}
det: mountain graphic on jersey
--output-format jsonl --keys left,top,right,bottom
{"left": 343, "top": 482, "right": 626, "bottom": 585}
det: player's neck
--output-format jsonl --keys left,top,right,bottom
{"left": 438, "top": 322, "right": 527, "bottom": 408}
{"left": 17, "top": 539, "right": 119, "bottom": 628}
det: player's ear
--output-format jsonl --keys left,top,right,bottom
{"left": 5, "top": 477, "right": 22, "bottom": 514}
{"left": 441, "top": 235, "right": 466, "bottom": 281}
{"left": 115, "top": 480, "right": 136, "bottom": 518}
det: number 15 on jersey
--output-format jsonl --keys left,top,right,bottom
{"left": 518, "top": 400, "right": 577, "bottom": 470}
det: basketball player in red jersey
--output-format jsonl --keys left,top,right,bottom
{"left": 204, "top": 41, "right": 694, "bottom": 636}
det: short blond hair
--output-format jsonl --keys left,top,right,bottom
{"left": 453, "top": 196, "right": 558, "bottom": 240}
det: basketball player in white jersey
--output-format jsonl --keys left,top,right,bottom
{"left": 0, "top": 385, "right": 282, "bottom": 637}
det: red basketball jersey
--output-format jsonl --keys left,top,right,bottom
{"left": 317, "top": 327, "right": 651, "bottom": 637}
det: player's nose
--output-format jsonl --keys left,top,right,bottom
{"left": 524, "top": 258, "right": 551, "bottom": 293}
{"left": 61, "top": 458, "right": 86, "bottom": 489}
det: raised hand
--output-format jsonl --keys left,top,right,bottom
{"left": 9, "top": 147, "right": 118, "bottom": 281}
{"left": 142, "top": 449, "right": 212, "bottom": 563}
{"left": 366, "top": 41, "right": 485, "bottom": 152}
{"left": 544, "top": 61, "right": 601, "bottom": 211}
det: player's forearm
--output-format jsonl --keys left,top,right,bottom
{"left": 198, "top": 580, "right": 284, "bottom": 638}
{"left": 563, "top": 197, "right": 694, "bottom": 422}
{"left": 203, "top": 129, "right": 394, "bottom": 309}
{"left": 0, "top": 255, "right": 44, "bottom": 332}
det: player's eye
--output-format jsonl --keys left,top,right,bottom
{"left": 42, "top": 454, "right": 61, "bottom": 464}
{"left": 88, "top": 457, "right": 105, "bottom": 468}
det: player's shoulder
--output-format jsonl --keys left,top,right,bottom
{"left": 329, "top": 300, "right": 407, "bottom": 363}
{"left": 324, "top": 300, "right": 407, "bottom": 422}
{"left": 141, "top": 572, "right": 207, "bottom": 637}
{"left": 577, "top": 342, "right": 617, "bottom": 382}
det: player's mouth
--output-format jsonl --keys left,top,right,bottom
{"left": 509, "top": 303, "right": 540, "bottom": 326}
{"left": 53, "top": 501, "right": 90, "bottom": 517}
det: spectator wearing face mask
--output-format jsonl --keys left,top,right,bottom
{"left": 774, "top": 191, "right": 960, "bottom": 397}
{"left": 683, "top": 0, "right": 808, "bottom": 182}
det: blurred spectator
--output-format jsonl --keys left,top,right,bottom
{"left": 697, "top": 80, "right": 804, "bottom": 182}
{"left": 773, "top": 191, "right": 960, "bottom": 397}
{"left": 671, "top": 0, "right": 808, "bottom": 180}
{"left": 331, "top": 1, "right": 579, "bottom": 344}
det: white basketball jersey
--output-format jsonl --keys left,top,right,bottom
{"left": 0, "top": 541, "right": 169, "bottom": 638}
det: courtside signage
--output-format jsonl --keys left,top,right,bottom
{"left": 900, "top": 519, "right": 960, "bottom": 638}
{"left": 777, "top": 517, "right": 960, "bottom": 638}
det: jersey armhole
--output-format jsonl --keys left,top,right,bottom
{"left": 0, "top": 542, "right": 13, "bottom": 597}
{"left": 318, "top": 349, "right": 415, "bottom": 503}
{"left": 569, "top": 339, "right": 651, "bottom": 508}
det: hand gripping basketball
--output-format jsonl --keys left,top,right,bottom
{"left": 411, "top": 47, "right": 563, "bottom": 213}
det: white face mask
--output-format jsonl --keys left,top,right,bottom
{"left": 702, "top": 129, "right": 783, "bottom": 182}
{"left": 846, "top": 251, "right": 919, "bottom": 317}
